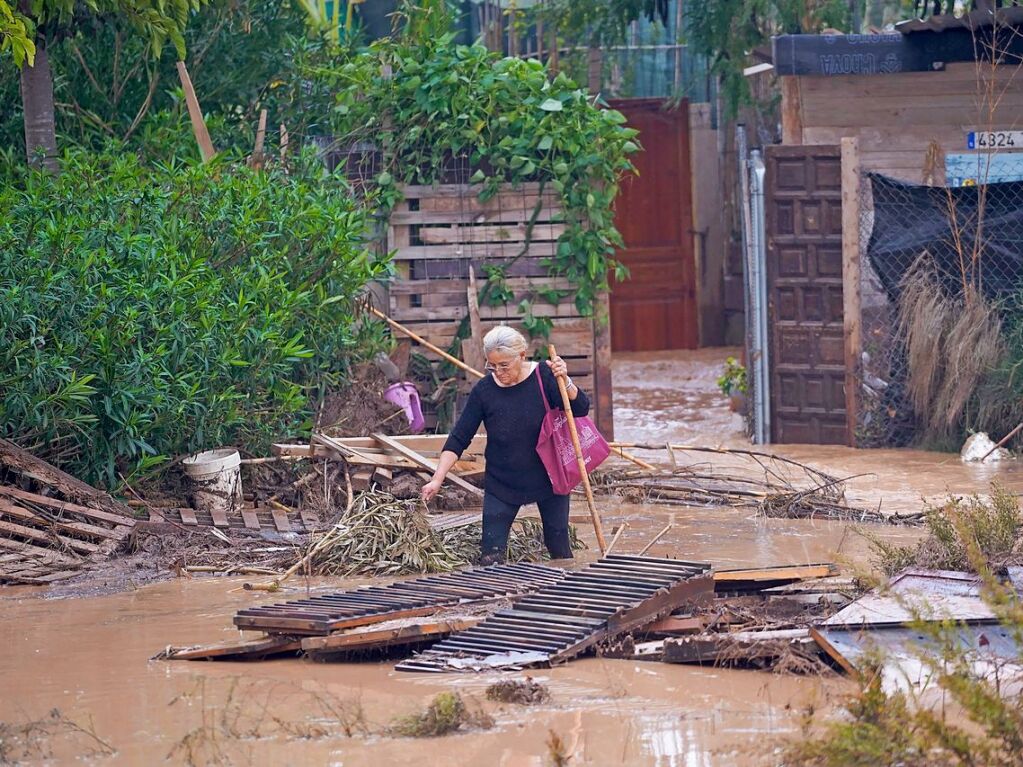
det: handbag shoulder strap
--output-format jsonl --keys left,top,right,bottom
{"left": 534, "top": 363, "right": 552, "bottom": 412}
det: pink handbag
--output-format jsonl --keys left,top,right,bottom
{"left": 534, "top": 366, "right": 611, "bottom": 495}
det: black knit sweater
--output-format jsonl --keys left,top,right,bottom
{"left": 443, "top": 363, "right": 591, "bottom": 505}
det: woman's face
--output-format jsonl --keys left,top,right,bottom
{"left": 486, "top": 349, "right": 525, "bottom": 385}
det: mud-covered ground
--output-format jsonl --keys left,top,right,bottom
{"left": 3, "top": 348, "right": 1022, "bottom": 766}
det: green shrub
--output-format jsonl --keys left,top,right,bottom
{"left": 0, "top": 146, "right": 386, "bottom": 486}
{"left": 865, "top": 483, "right": 1023, "bottom": 577}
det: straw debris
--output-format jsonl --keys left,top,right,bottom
{"left": 308, "top": 490, "right": 582, "bottom": 576}
{"left": 485, "top": 677, "right": 551, "bottom": 705}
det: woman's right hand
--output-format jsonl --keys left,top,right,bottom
{"left": 421, "top": 478, "right": 443, "bottom": 502}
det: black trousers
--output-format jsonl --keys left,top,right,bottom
{"left": 480, "top": 492, "right": 573, "bottom": 564}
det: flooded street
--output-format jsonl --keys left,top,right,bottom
{"left": 3, "top": 347, "right": 1018, "bottom": 765}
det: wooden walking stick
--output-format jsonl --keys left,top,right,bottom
{"left": 548, "top": 344, "right": 607, "bottom": 553}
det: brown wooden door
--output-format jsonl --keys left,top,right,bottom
{"left": 608, "top": 99, "right": 697, "bottom": 351}
{"left": 765, "top": 145, "right": 846, "bottom": 444}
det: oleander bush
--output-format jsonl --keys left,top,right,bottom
{"left": 0, "top": 146, "right": 386, "bottom": 486}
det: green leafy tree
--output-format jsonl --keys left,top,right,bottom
{"left": 684, "top": 0, "right": 852, "bottom": 115}
{"left": 6, "top": 0, "right": 206, "bottom": 170}
{"left": 0, "top": 0, "right": 34, "bottom": 65}
{"left": 540, "top": 0, "right": 666, "bottom": 47}
{"left": 0, "top": 0, "right": 309, "bottom": 157}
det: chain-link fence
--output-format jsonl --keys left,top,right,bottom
{"left": 855, "top": 170, "right": 1023, "bottom": 448}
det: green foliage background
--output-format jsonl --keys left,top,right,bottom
{"left": 0, "top": 148, "right": 386, "bottom": 486}
{"left": 304, "top": 33, "right": 640, "bottom": 319}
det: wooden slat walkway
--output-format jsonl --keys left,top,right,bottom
{"left": 396, "top": 555, "right": 714, "bottom": 672}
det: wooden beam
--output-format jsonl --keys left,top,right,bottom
{"left": 301, "top": 616, "right": 481, "bottom": 654}
{"left": 371, "top": 434, "right": 483, "bottom": 497}
{"left": 162, "top": 634, "right": 303, "bottom": 661}
{"left": 0, "top": 485, "right": 134, "bottom": 530}
{"left": 713, "top": 563, "right": 838, "bottom": 582}
{"left": 593, "top": 291, "right": 614, "bottom": 440}
{"left": 841, "top": 137, "right": 862, "bottom": 448}
{"left": 0, "top": 518, "right": 99, "bottom": 555}
{"left": 780, "top": 77, "right": 804, "bottom": 144}
{"left": 0, "top": 500, "right": 124, "bottom": 541}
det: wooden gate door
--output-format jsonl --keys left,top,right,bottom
{"left": 765, "top": 145, "right": 846, "bottom": 444}
{"left": 608, "top": 99, "right": 697, "bottom": 351}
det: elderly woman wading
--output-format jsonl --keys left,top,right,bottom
{"left": 421, "top": 326, "right": 589, "bottom": 564}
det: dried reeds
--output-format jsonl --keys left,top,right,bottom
{"left": 387, "top": 692, "right": 493, "bottom": 738}
{"left": 898, "top": 255, "right": 1004, "bottom": 443}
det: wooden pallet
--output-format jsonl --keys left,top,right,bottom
{"left": 0, "top": 439, "right": 137, "bottom": 585}
{"left": 233, "top": 562, "right": 564, "bottom": 636}
{"left": 395, "top": 555, "right": 714, "bottom": 672}
{"left": 386, "top": 183, "right": 599, "bottom": 427}
{"left": 146, "top": 504, "right": 320, "bottom": 534}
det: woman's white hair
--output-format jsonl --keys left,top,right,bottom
{"left": 483, "top": 325, "right": 527, "bottom": 356}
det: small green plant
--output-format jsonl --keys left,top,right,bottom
{"left": 863, "top": 483, "right": 1023, "bottom": 577}
{"left": 388, "top": 692, "right": 493, "bottom": 738}
{"left": 717, "top": 356, "right": 748, "bottom": 397}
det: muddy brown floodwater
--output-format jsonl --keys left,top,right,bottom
{"left": 4, "top": 348, "right": 1022, "bottom": 766}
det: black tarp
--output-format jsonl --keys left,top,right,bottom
{"left": 866, "top": 173, "right": 1023, "bottom": 304}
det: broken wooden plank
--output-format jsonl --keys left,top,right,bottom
{"left": 241, "top": 509, "right": 260, "bottom": 530}
{"left": 302, "top": 616, "right": 482, "bottom": 657}
{"left": 0, "top": 486, "right": 136, "bottom": 530}
{"left": 663, "top": 628, "right": 816, "bottom": 665}
{"left": 351, "top": 467, "right": 374, "bottom": 492}
{"left": 270, "top": 508, "right": 291, "bottom": 533}
{"left": 372, "top": 433, "right": 482, "bottom": 497}
{"left": 310, "top": 433, "right": 381, "bottom": 465}
{"left": 0, "top": 499, "right": 126, "bottom": 542}
{"left": 0, "top": 518, "right": 99, "bottom": 555}
{"left": 713, "top": 563, "right": 838, "bottom": 584}
{"left": 639, "top": 616, "right": 705, "bottom": 636}
{"left": 0, "top": 536, "right": 82, "bottom": 566}
{"left": 179, "top": 508, "right": 198, "bottom": 526}
{"left": 160, "top": 634, "right": 303, "bottom": 661}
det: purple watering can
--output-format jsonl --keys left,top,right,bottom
{"left": 384, "top": 382, "right": 425, "bottom": 433}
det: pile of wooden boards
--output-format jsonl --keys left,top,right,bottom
{"left": 602, "top": 563, "right": 848, "bottom": 669}
{"left": 158, "top": 556, "right": 859, "bottom": 674}
{"left": 273, "top": 432, "right": 487, "bottom": 500}
{"left": 0, "top": 439, "right": 136, "bottom": 585}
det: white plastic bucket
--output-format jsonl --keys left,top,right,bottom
{"left": 182, "top": 448, "right": 242, "bottom": 514}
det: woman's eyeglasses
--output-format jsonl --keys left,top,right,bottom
{"left": 485, "top": 360, "right": 517, "bottom": 372}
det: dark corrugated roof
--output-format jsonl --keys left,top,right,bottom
{"left": 896, "top": 5, "right": 1023, "bottom": 35}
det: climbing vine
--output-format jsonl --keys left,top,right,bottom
{"left": 305, "top": 33, "right": 640, "bottom": 319}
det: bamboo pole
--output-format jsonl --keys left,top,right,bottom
{"left": 367, "top": 305, "right": 484, "bottom": 379}
{"left": 548, "top": 343, "right": 607, "bottom": 553}
{"left": 609, "top": 444, "right": 658, "bottom": 472}
{"left": 981, "top": 421, "right": 1023, "bottom": 461}
{"left": 638, "top": 522, "right": 672, "bottom": 556}
{"left": 606, "top": 520, "right": 629, "bottom": 554}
